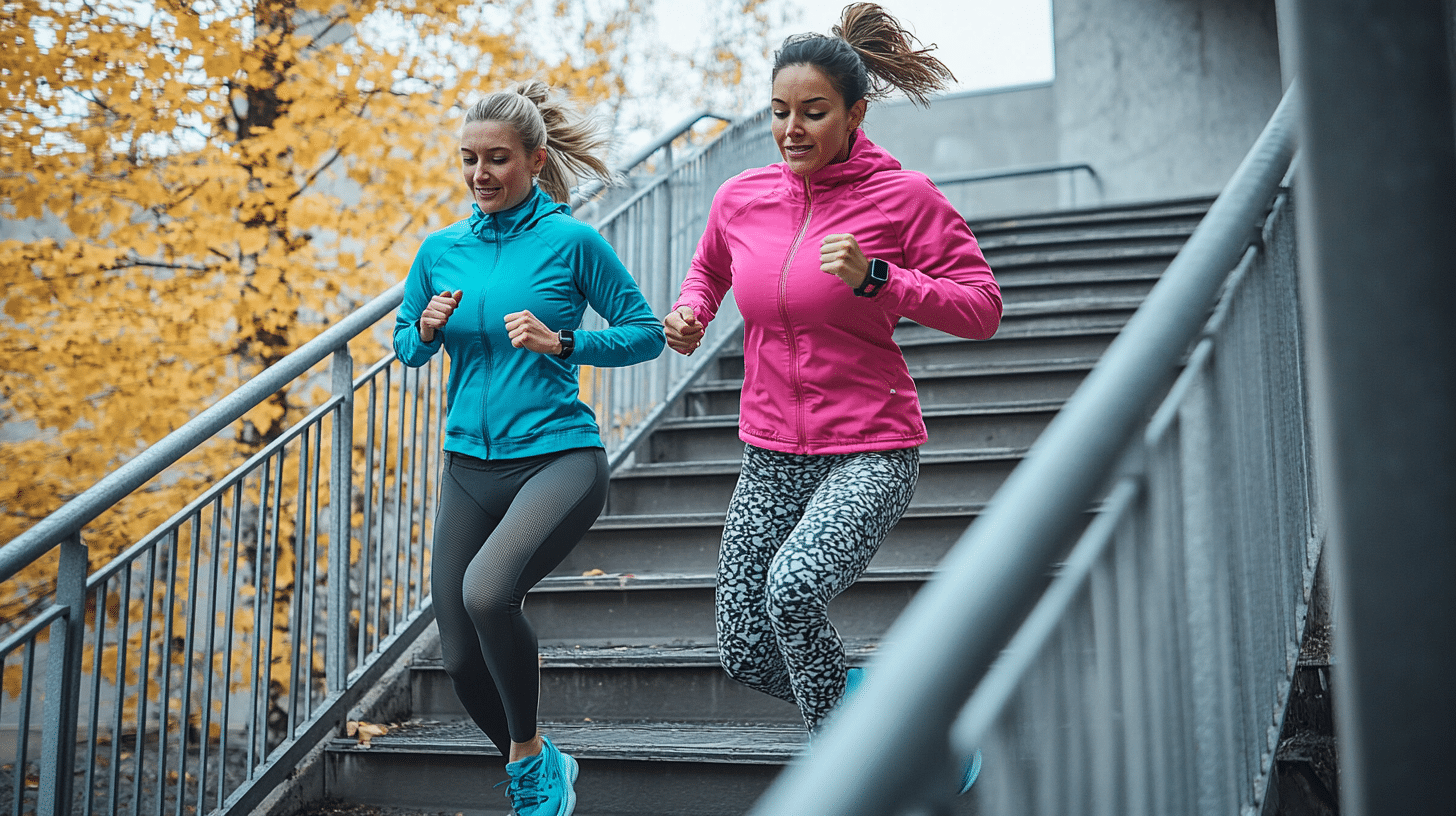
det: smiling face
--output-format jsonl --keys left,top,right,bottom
{"left": 460, "top": 120, "right": 547, "bottom": 214}
{"left": 770, "top": 63, "right": 867, "bottom": 178}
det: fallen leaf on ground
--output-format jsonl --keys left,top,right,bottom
{"left": 346, "top": 720, "right": 389, "bottom": 748}
{"left": 582, "top": 568, "right": 606, "bottom": 576}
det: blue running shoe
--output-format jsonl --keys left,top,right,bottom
{"left": 844, "top": 666, "right": 866, "bottom": 700}
{"left": 958, "top": 747, "right": 983, "bottom": 794}
{"left": 503, "top": 735, "right": 578, "bottom": 816}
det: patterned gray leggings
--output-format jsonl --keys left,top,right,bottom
{"left": 716, "top": 443, "right": 919, "bottom": 732}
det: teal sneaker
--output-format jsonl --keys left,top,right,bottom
{"left": 958, "top": 747, "right": 983, "bottom": 794}
{"left": 502, "top": 735, "right": 579, "bottom": 816}
{"left": 842, "top": 667, "right": 982, "bottom": 795}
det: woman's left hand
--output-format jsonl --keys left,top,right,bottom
{"left": 820, "top": 233, "right": 870, "bottom": 289}
{"left": 504, "top": 309, "right": 565, "bottom": 356}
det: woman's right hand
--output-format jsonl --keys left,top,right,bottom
{"left": 419, "top": 289, "right": 463, "bottom": 342}
{"left": 663, "top": 306, "right": 704, "bottom": 356}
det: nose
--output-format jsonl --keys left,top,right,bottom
{"left": 471, "top": 162, "right": 490, "bottom": 185}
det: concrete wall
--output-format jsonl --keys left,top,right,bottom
{"left": 863, "top": 0, "right": 1284, "bottom": 217}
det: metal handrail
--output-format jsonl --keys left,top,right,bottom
{"left": 931, "top": 161, "right": 1099, "bottom": 189}
{"left": 571, "top": 109, "right": 734, "bottom": 210}
{"left": 751, "top": 84, "right": 1302, "bottom": 816}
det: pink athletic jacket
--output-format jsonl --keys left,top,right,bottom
{"left": 674, "top": 131, "right": 1002, "bottom": 455}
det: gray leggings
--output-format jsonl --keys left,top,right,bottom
{"left": 716, "top": 444, "right": 919, "bottom": 731}
{"left": 431, "top": 447, "right": 608, "bottom": 756}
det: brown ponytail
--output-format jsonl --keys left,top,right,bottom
{"left": 773, "top": 2, "right": 955, "bottom": 108}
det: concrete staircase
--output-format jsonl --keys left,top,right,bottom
{"left": 308, "top": 196, "right": 1212, "bottom": 816}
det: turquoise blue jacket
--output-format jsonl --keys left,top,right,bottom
{"left": 393, "top": 187, "right": 664, "bottom": 460}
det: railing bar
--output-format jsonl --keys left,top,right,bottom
{"left": 243, "top": 459, "right": 267, "bottom": 776}
{"left": 130, "top": 545, "right": 158, "bottom": 816}
{"left": 405, "top": 365, "right": 423, "bottom": 611}
{"left": 81, "top": 579, "right": 108, "bottom": 816}
{"left": 217, "top": 483, "right": 244, "bottom": 810}
{"left": 374, "top": 368, "right": 392, "bottom": 644}
{"left": 408, "top": 364, "right": 425, "bottom": 615}
{"left": 390, "top": 368, "right": 407, "bottom": 631}
{"left": 0, "top": 607, "right": 66, "bottom": 655}
{"left": 173, "top": 515, "right": 204, "bottom": 816}
{"left": 154, "top": 528, "right": 179, "bottom": 816}
{"left": 194, "top": 497, "right": 224, "bottom": 813}
{"left": 287, "top": 431, "right": 309, "bottom": 738}
{"left": 106, "top": 570, "right": 133, "bottom": 816}
{"left": 259, "top": 450, "right": 286, "bottom": 763}
{"left": 304, "top": 424, "right": 324, "bottom": 718}
{"left": 360, "top": 378, "right": 378, "bottom": 659}
{"left": 14, "top": 643, "right": 35, "bottom": 816}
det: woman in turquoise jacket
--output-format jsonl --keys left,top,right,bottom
{"left": 393, "top": 80, "right": 662, "bottom": 816}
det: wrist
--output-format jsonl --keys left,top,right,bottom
{"left": 854, "top": 258, "right": 890, "bottom": 297}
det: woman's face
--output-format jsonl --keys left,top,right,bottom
{"left": 460, "top": 120, "right": 546, "bottom": 214}
{"left": 770, "top": 63, "right": 867, "bottom": 178}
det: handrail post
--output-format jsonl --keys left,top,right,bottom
{"left": 327, "top": 346, "right": 354, "bottom": 691}
{"left": 36, "top": 532, "right": 86, "bottom": 816}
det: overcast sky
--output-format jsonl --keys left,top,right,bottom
{"left": 657, "top": 0, "right": 1055, "bottom": 95}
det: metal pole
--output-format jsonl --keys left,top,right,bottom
{"left": 328, "top": 347, "right": 354, "bottom": 691}
{"left": 1288, "top": 1, "right": 1456, "bottom": 813}
{"left": 36, "top": 532, "right": 86, "bottom": 816}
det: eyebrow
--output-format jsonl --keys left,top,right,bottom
{"left": 771, "top": 97, "right": 831, "bottom": 106}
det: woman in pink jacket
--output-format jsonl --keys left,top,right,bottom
{"left": 663, "top": 1, "right": 1002, "bottom": 756}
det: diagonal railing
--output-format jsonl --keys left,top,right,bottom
{"left": 753, "top": 86, "right": 1315, "bottom": 815}
{"left": 0, "top": 109, "right": 774, "bottom": 816}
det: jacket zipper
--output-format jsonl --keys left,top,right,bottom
{"left": 778, "top": 178, "right": 814, "bottom": 450}
{"left": 480, "top": 227, "right": 501, "bottom": 458}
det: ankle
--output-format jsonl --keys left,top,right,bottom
{"left": 508, "top": 732, "right": 544, "bottom": 764}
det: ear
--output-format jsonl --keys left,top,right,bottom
{"left": 848, "top": 98, "right": 868, "bottom": 132}
{"left": 532, "top": 146, "right": 547, "bottom": 175}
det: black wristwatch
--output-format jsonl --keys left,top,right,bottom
{"left": 556, "top": 329, "right": 576, "bottom": 360}
{"left": 854, "top": 258, "right": 890, "bottom": 298}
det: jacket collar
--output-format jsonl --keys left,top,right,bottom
{"left": 779, "top": 130, "right": 903, "bottom": 198}
{"left": 468, "top": 185, "right": 569, "bottom": 240}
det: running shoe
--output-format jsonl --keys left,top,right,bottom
{"left": 502, "top": 735, "right": 579, "bottom": 816}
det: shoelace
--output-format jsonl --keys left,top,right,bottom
{"left": 495, "top": 765, "right": 548, "bottom": 811}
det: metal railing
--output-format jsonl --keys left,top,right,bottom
{"left": 0, "top": 109, "right": 776, "bottom": 816}
{"left": 753, "top": 87, "right": 1312, "bottom": 815}
{"left": 932, "top": 161, "right": 1102, "bottom": 209}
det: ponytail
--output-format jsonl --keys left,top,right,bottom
{"left": 463, "top": 80, "right": 612, "bottom": 204}
{"left": 773, "top": 2, "right": 955, "bottom": 108}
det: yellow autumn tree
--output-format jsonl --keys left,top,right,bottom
{"left": 0, "top": 0, "right": 651, "bottom": 603}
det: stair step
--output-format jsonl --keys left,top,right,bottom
{"left": 562, "top": 503, "right": 982, "bottom": 577}
{"left": 649, "top": 402, "right": 1058, "bottom": 463}
{"left": 324, "top": 719, "right": 807, "bottom": 816}
{"left": 409, "top": 642, "right": 883, "bottom": 722}
{"left": 521, "top": 567, "right": 935, "bottom": 647}
{"left": 969, "top": 196, "right": 1213, "bottom": 236}
{"left": 604, "top": 448, "right": 1025, "bottom": 517}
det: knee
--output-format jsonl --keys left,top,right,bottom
{"left": 460, "top": 581, "right": 516, "bottom": 630}
{"left": 764, "top": 564, "right": 823, "bottom": 628}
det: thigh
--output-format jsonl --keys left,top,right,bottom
{"left": 469, "top": 447, "right": 608, "bottom": 601}
{"left": 771, "top": 448, "right": 920, "bottom": 603}
{"left": 717, "top": 445, "right": 826, "bottom": 601}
